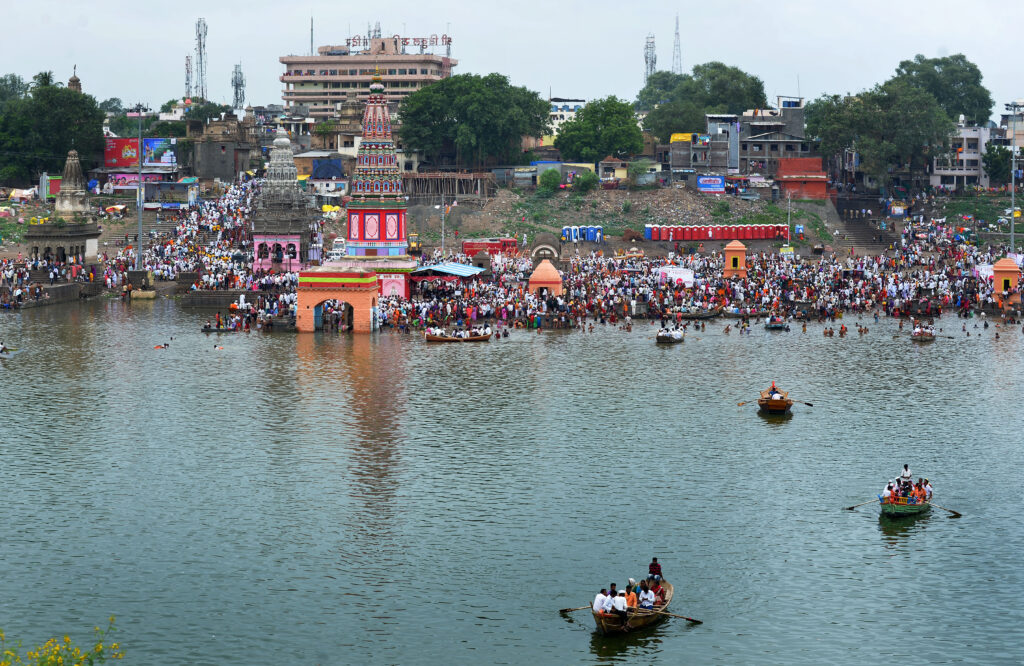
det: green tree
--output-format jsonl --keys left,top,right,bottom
{"left": 891, "top": 54, "right": 993, "bottom": 125}
{"left": 0, "top": 73, "right": 29, "bottom": 105}
{"left": 538, "top": 168, "right": 562, "bottom": 192}
{"left": 573, "top": 170, "right": 599, "bottom": 193}
{"left": 148, "top": 120, "right": 187, "bottom": 138}
{"left": 982, "top": 144, "right": 1012, "bottom": 186}
{"left": 637, "top": 62, "right": 767, "bottom": 143}
{"left": 0, "top": 85, "right": 104, "bottom": 183}
{"left": 185, "top": 100, "right": 232, "bottom": 122}
{"left": 399, "top": 73, "right": 549, "bottom": 167}
{"left": 160, "top": 98, "right": 181, "bottom": 113}
{"left": 98, "top": 97, "right": 124, "bottom": 114}
{"left": 806, "top": 80, "right": 953, "bottom": 188}
{"left": 555, "top": 96, "right": 643, "bottom": 162}
{"left": 31, "top": 70, "right": 58, "bottom": 90}
{"left": 313, "top": 120, "right": 337, "bottom": 137}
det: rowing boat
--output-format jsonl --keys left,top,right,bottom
{"left": 655, "top": 333, "right": 684, "bottom": 344}
{"left": 757, "top": 389, "right": 793, "bottom": 415}
{"left": 911, "top": 332, "right": 935, "bottom": 343}
{"left": 202, "top": 326, "right": 243, "bottom": 334}
{"left": 424, "top": 333, "right": 492, "bottom": 343}
{"left": 592, "top": 581, "right": 674, "bottom": 634}
{"left": 679, "top": 306, "right": 722, "bottom": 320}
{"left": 764, "top": 316, "right": 790, "bottom": 331}
{"left": 879, "top": 496, "right": 931, "bottom": 517}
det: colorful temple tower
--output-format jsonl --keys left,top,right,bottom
{"left": 325, "top": 71, "right": 415, "bottom": 298}
{"left": 296, "top": 73, "right": 415, "bottom": 332}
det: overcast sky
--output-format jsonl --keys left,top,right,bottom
{"left": 5, "top": 0, "right": 1022, "bottom": 122}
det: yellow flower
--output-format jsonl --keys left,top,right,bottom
{"left": 63, "top": 636, "right": 70, "bottom": 644}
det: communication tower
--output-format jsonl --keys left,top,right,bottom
{"left": 672, "top": 15, "right": 682, "bottom": 75}
{"left": 185, "top": 55, "right": 192, "bottom": 99}
{"left": 231, "top": 63, "right": 246, "bottom": 110}
{"left": 195, "top": 18, "right": 208, "bottom": 101}
{"left": 643, "top": 33, "right": 657, "bottom": 84}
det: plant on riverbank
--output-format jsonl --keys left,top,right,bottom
{"left": 0, "top": 617, "right": 124, "bottom": 665}
{"left": 0, "top": 221, "right": 25, "bottom": 245}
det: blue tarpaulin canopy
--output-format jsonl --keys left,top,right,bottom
{"left": 411, "top": 262, "right": 485, "bottom": 278}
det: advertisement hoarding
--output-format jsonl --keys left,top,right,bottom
{"left": 696, "top": 175, "right": 725, "bottom": 193}
{"left": 143, "top": 138, "right": 177, "bottom": 167}
{"left": 311, "top": 158, "right": 344, "bottom": 179}
{"left": 108, "top": 173, "right": 163, "bottom": 189}
{"left": 105, "top": 138, "right": 139, "bottom": 168}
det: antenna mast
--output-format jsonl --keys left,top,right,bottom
{"left": 232, "top": 63, "right": 245, "bottom": 110}
{"left": 195, "top": 18, "right": 208, "bottom": 101}
{"left": 185, "top": 55, "right": 192, "bottom": 100}
{"left": 672, "top": 15, "right": 682, "bottom": 74}
{"left": 643, "top": 33, "right": 657, "bottom": 84}
{"left": 310, "top": 16, "right": 314, "bottom": 56}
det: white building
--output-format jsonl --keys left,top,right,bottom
{"left": 549, "top": 97, "right": 585, "bottom": 135}
{"left": 931, "top": 125, "right": 991, "bottom": 189}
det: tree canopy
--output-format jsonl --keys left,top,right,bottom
{"left": 638, "top": 62, "right": 768, "bottom": 143}
{"left": 398, "top": 73, "right": 549, "bottom": 168}
{"left": 0, "top": 74, "right": 29, "bottom": 106}
{"left": 892, "top": 54, "right": 993, "bottom": 125}
{"left": 98, "top": 97, "right": 124, "bottom": 114}
{"left": 806, "top": 79, "right": 953, "bottom": 187}
{"left": 0, "top": 76, "right": 104, "bottom": 185}
{"left": 982, "top": 144, "right": 1012, "bottom": 186}
{"left": 554, "top": 96, "right": 643, "bottom": 162}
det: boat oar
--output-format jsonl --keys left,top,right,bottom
{"left": 930, "top": 503, "right": 962, "bottom": 518}
{"left": 843, "top": 499, "right": 877, "bottom": 511}
{"left": 559, "top": 605, "right": 591, "bottom": 613}
{"left": 650, "top": 610, "right": 703, "bottom": 624}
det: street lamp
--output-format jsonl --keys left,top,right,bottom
{"left": 128, "top": 103, "right": 150, "bottom": 270}
{"left": 1006, "top": 101, "right": 1022, "bottom": 255}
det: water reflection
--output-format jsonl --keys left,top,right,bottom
{"left": 879, "top": 511, "right": 932, "bottom": 546}
{"left": 588, "top": 625, "right": 668, "bottom": 662}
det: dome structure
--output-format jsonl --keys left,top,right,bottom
{"left": 528, "top": 259, "right": 563, "bottom": 296}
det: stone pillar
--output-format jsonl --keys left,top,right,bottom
{"left": 723, "top": 240, "right": 748, "bottom": 278}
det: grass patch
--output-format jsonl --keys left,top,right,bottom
{"left": 0, "top": 220, "right": 26, "bottom": 245}
{"left": 945, "top": 195, "right": 1012, "bottom": 223}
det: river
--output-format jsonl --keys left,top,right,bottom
{"left": 1, "top": 299, "right": 1022, "bottom": 664}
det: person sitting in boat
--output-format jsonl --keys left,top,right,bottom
{"left": 637, "top": 581, "right": 655, "bottom": 610}
{"left": 593, "top": 588, "right": 609, "bottom": 613}
{"left": 609, "top": 590, "right": 629, "bottom": 620}
{"left": 671, "top": 328, "right": 683, "bottom": 341}
{"left": 625, "top": 580, "right": 638, "bottom": 610}
{"left": 483, "top": 324, "right": 492, "bottom": 336}
{"left": 651, "top": 580, "right": 667, "bottom": 606}
{"left": 648, "top": 557, "right": 662, "bottom": 582}
{"left": 882, "top": 483, "right": 893, "bottom": 502}
{"left": 924, "top": 479, "right": 933, "bottom": 500}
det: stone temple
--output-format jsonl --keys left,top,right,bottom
{"left": 252, "top": 128, "right": 319, "bottom": 272}
{"left": 23, "top": 149, "right": 101, "bottom": 263}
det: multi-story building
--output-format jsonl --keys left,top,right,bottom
{"left": 931, "top": 125, "right": 991, "bottom": 189}
{"left": 549, "top": 97, "right": 585, "bottom": 135}
{"left": 280, "top": 36, "right": 456, "bottom": 119}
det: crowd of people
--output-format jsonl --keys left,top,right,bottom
{"left": 592, "top": 558, "right": 667, "bottom": 620}
{"left": 882, "top": 465, "right": 933, "bottom": 505}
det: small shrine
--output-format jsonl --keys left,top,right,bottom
{"left": 24, "top": 149, "right": 101, "bottom": 263}
{"left": 723, "top": 240, "right": 748, "bottom": 279}
{"left": 252, "top": 129, "right": 319, "bottom": 272}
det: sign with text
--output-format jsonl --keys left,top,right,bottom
{"left": 143, "top": 138, "right": 177, "bottom": 167}
{"left": 104, "top": 138, "right": 139, "bottom": 168}
{"left": 696, "top": 175, "right": 725, "bottom": 193}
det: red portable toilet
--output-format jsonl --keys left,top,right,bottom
{"left": 660, "top": 225, "right": 669, "bottom": 241}
{"left": 757, "top": 224, "right": 768, "bottom": 239}
{"left": 714, "top": 225, "right": 725, "bottom": 240}
{"left": 675, "top": 225, "right": 684, "bottom": 240}
{"left": 684, "top": 226, "right": 695, "bottom": 241}
{"left": 742, "top": 224, "right": 752, "bottom": 240}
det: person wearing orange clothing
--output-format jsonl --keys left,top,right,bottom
{"left": 625, "top": 584, "right": 638, "bottom": 611}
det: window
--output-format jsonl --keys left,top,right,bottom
{"left": 398, "top": 68, "right": 407, "bottom": 75}
{"left": 752, "top": 145, "right": 762, "bottom": 152}
{"left": 967, "top": 141, "right": 978, "bottom": 150}
{"left": 785, "top": 144, "right": 794, "bottom": 152}
{"left": 388, "top": 69, "right": 397, "bottom": 75}
{"left": 967, "top": 159, "right": 979, "bottom": 167}
{"left": 329, "top": 69, "right": 337, "bottom": 75}
{"left": 420, "top": 68, "right": 428, "bottom": 75}
{"left": 770, "top": 144, "right": 779, "bottom": 151}
{"left": 741, "top": 143, "right": 747, "bottom": 151}
{"left": 350, "top": 69, "right": 357, "bottom": 75}
{"left": 801, "top": 143, "right": 809, "bottom": 152}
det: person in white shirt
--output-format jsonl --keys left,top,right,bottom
{"left": 924, "top": 480, "right": 933, "bottom": 500}
{"left": 610, "top": 590, "right": 628, "bottom": 620}
{"left": 900, "top": 464, "right": 912, "bottom": 482}
{"left": 882, "top": 484, "right": 892, "bottom": 502}
{"left": 638, "top": 581, "right": 655, "bottom": 609}
{"left": 592, "top": 589, "right": 608, "bottom": 613}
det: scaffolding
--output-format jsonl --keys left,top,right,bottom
{"left": 402, "top": 172, "right": 496, "bottom": 201}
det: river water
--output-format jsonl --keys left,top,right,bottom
{"left": 1, "top": 299, "right": 1022, "bottom": 664}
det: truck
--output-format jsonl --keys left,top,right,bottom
{"left": 407, "top": 232, "right": 423, "bottom": 255}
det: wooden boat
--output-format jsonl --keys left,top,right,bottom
{"left": 879, "top": 496, "right": 931, "bottom": 517}
{"left": 911, "top": 330, "right": 935, "bottom": 343}
{"left": 655, "top": 333, "right": 684, "bottom": 344}
{"left": 424, "top": 332, "right": 492, "bottom": 343}
{"left": 679, "top": 306, "right": 723, "bottom": 320}
{"left": 201, "top": 326, "right": 242, "bottom": 334}
{"left": 592, "top": 581, "right": 674, "bottom": 634}
{"left": 764, "top": 317, "right": 790, "bottom": 331}
{"left": 757, "top": 388, "right": 793, "bottom": 415}
{"left": 723, "top": 310, "right": 768, "bottom": 319}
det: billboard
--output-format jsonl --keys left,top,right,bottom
{"left": 696, "top": 175, "right": 725, "bottom": 193}
{"left": 108, "top": 173, "right": 164, "bottom": 189}
{"left": 105, "top": 138, "right": 139, "bottom": 168}
{"left": 143, "top": 138, "right": 177, "bottom": 167}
